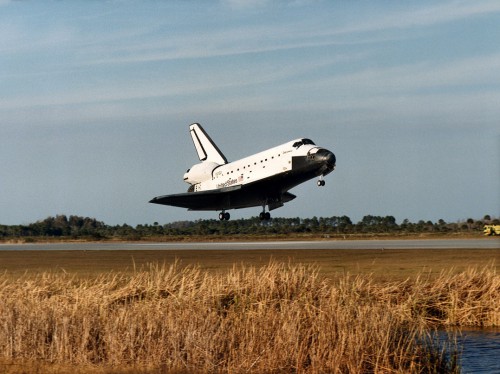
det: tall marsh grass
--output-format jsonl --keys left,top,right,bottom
{"left": 0, "top": 262, "right": 497, "bottom": 373}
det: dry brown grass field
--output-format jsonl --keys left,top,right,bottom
{"left": 0, "top": 247, "right": 498, "bottom": 281}
{"left": 0, "top": 247, "right": 498, "bottom": 373}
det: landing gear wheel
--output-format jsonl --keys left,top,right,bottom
{"left": 259, "top": 212, "right": 271, "bottom": 221}
{"left": 317, "top": 180, "right": 325, "bottom": 187}
{"left": 219, "top": 212, "right": 230, "bottom": 221}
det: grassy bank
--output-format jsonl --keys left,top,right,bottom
{"left": 0, "top": 262, "right": 497, "bottom": 373}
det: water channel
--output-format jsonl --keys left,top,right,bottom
{"left": 441, "top": 328, "right": 500, "bottom": 373}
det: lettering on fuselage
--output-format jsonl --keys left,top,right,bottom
{"left": 217, "top": 178, "right": 238, "bottom": 189}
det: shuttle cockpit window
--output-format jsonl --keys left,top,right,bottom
{"left": 293, "top": 139, "right": 316, "bottom": 148}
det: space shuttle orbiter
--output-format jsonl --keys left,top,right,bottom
{"left": 150, "top": 123, "right": 336, "bottom": 221}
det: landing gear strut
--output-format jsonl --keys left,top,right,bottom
{"left": 219, "top": 211, "right": 230, "bottom": 221}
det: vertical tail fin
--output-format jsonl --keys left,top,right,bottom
{"left": 189, "top": 123, "right": 228, "bottom": 165}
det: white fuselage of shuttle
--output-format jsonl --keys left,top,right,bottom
{"left": 184, "top": 139, "right": 326, "bottom": 193}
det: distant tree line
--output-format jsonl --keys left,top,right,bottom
{"left": 1, "top": 214, "right": 497, "bottom": 241}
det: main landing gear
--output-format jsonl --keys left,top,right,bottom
{"left": 218, "top": 208, "right": 271, "bottom": 221}
{"left": 259, "top": 204, "right": 271, "bottom": 221}
{"left": 259, "top": 211, "right": 271, "bottom": 221}
{"left": 218, "top": 211, "right": 230, "bottom": 221}
{"left": 317, "top": 176, "right": 326, "bottom": 187}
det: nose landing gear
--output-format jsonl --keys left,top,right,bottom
{"left": 218, "top": 211, "right": 230, "bottom": 221}
{"left": 317, "top": 177, "right": 326, "bottom": 187}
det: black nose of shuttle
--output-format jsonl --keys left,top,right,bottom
{"left": 316, "top": 148, "right": 336, "bottom": 170}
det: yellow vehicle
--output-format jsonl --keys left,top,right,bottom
{"left": 483, "top": 225, "right": 500, "bottom": 236}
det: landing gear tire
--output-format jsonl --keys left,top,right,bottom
{"left": 259, "top": 212, "right": 271, "bottom": 221}
{"left": 317, "top": 180, "right": 325, "bottom": 187}
{"left": 219, "top": 212, "right": 230, "bottom": 221}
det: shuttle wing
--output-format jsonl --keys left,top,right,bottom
{"left": 150, "top": 178, "right": 296, "bottom": 211}
{"left": 150, "top": 186, "right": 241, "bottom": 211}
{"left": 190, "top": 123, "right": 227, "bottom": 164}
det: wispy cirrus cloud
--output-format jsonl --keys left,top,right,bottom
{"left": 84, "top": 0, "right": 500, "bottom": 65}
{"left": 3, "top": 1, "right": 499, "bottom": 66}
{"left": 0, "top": 50, "right": 358, "bottom": 112}
{"left": 332, "top": 0, "right": 500, "bottom": 34}
{"left": 1, "top": 1, "right": 499, "bottom": 125}
{"left": 305, "top": 53, "right": 500, "bottom": 95}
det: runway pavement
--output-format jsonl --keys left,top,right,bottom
{"left": 1, "top": 238, "right": 498, "bottom": 251}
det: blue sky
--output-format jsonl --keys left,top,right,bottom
{"left": 1, "top": 0, "right": 499, "bottom": 226}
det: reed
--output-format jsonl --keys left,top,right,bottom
{"left": 1, "top": 261, "right": 496, "bottom": 373}
{"left": 375, "top": 265, "right": 499, "bottom": 327}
